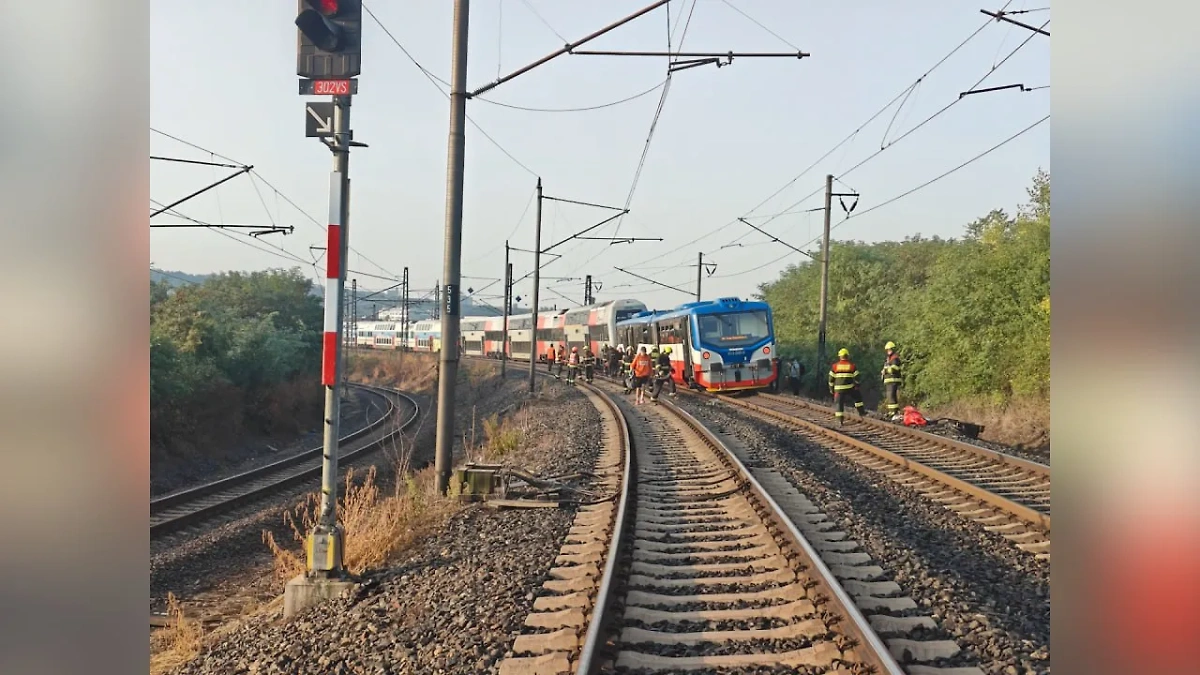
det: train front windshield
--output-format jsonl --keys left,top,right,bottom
{"left": 697, "top": 311, "right": 771, "bottom": 348}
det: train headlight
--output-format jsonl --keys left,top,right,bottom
{"left": 763, "top": 346, "right": 771, "bottom": 355}
{"left": 702, "top": 351, "right": 710, "bottom": 360}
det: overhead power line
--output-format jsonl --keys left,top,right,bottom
{"left": 713, "top": 114, "right": 1049, "bottom": 280}
{"left": 362, "top": 1, "right": 539, "bottom": 177}
{"left": 472, "top": 78, "right": 669, "bottom": 112}
{"left": 624, "top": 1, "right": 1023, "bottom": 270}
{"left": 151, "top": 127, "right": 403, "bottom": 281}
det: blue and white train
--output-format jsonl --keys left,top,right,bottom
{"left": 614, "top": 297, "right": 777, "bottom": 392}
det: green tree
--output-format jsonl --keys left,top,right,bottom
{"left": 150, "top": 268, "right": 324, "bottom": 457}
{"left": 759, "top": 170, "right": 1049, "bottom": 409}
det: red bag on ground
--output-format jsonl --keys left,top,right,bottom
{"left": 902, "top": 406, "right": 928, "bottom": 427}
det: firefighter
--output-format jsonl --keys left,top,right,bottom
{"left": 622, "top": 345, "right": 635, "bottom": 393}
{"left": 651, "top": 346, "right": 678, "bottom": 401}
{"left": 582, "top": 345, "right": 595, "bottom": 383}
{"left": 610, "top": 345, "right": 623, "bottom": 378}
{"left": 546, "top": 344, "right": 556, "bottom": 374}
{"left": 598, "top": 344, "right": 609, "bottom": 376}
{"left": 827, "top": 347, "right": 865, "bottom": 425}
{"left": 631, "top": 346, "right": 654, "bottom": 405}
{"left": 566, "top": 346, "right": 580, "bottom": 385}
{"left": 881, "top": 341, "right": 902, "bottom": 419}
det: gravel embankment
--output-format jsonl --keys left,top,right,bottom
{"left": 767, "top": 390, "right": 1050, "bottom": 465}
{"left": 166, "top": 375, "right": 608, "bottom": 675}
{"left": 151, "top": 371, "right": 497, "bottom": 614}
{"left": 675, "top": 395, "right": 1051, "bottom": 675}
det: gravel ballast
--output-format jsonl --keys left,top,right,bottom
{"left": 770, "top": 391, "right": 1050, "bottom": 465}
{"left": 166, "top": 374, "right": 609, "bottom": 675}
{"left": 674, "top": 395, "right": 1051, "bottom": 675}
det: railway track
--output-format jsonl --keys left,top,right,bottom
{"left": 480, "top": 358, "right": 1050, "bottom": 558}
{"left": 705, "top": 391, "right": 1050, "bottom": 558}
{"left": 150, "top": 383, "right": 418, "bottom": 540}
{"left": 499, "top": 377, "right": 963, "bottom": 675}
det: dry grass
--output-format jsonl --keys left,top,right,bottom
{"left": 346, "top": 351, "right": 501, "bottom": 394}
{"left": 461, "top": 358, "right": 498, "bottom": 387}
{"left": 464, "top": 409, "right": 530, "bottom": 463}
{"left": 265, "top": 463, "right": 459, "bottom": 580}
{"left": 346, "top": 351, "right": 442, "bottom": 393}
{"left": 149, "top": 593, "right": 202, "bottom": 675}
{"left": 928, "top": 395, "right": 1049, "bottom": 449}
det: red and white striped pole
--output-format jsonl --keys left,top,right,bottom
{"left": 310, "top": 94, "right": 352, "bottom": 576}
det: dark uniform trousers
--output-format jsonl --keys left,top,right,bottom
{"left": 884, "top": 383, "right": 900, "bottom": 415}
{"left": 834, "top": 390, "right": 865, "bottom": 418}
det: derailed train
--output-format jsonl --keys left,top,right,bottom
{"left": 351, "top": 297, "right": 777, "bottom": 392}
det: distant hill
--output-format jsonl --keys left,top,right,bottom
{"left": 151, "top": 269, "right": 210, "bottom": 286}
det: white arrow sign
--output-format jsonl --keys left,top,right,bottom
{"left": 307, "top": 104, "right": 332, "bottom": 135}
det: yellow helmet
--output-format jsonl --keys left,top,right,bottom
{"left": 837, "top": 348, "right": 850, "bottom": 358}
{"left": 663, "top": 346, "right": 672, "bottom": 354}
{"left": 884, "top": 341, "right": 896, "bottom": 351}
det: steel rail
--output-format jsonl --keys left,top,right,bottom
{"left": 721, "top": 394, "right": 1051, "bottom": 531}
{"left": 758, "top": 391, "right": 1050, "bottom": 476}
{"left": 573, "top": 379, "right": 633, "bottom": 675}
{"left": 473, "top": 356, "right": 911, "bottom": 671}
{"left": 150, "top": 383, "right": 391, "bottom": 516}
{"left": 653, "top": 396, "right": 907, "bottom": 675}
{"left": 150, "top": 384, "right": 419, "bottom": 538}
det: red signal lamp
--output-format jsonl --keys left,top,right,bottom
{"left": 296, "top": 0, "right": 345, "bottom": 52}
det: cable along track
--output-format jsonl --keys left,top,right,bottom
{"left": 716, "top": 392, "right": 1050, "bottom": 560}
{"left": 150, "top": 383, "right": 418, "bottom": 540}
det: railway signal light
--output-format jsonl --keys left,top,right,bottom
{"left": 296, "top": 0, "right": 362, "bottom": 80}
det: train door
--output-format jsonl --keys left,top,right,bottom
{"left": 677, "top": 316, "right": 695, "bottom": 385}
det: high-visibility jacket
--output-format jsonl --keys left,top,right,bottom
{"left": 828, "top": 358, "right": 860, "bottom": 391}
{"left": 632, "top": 354, "right": 653, "bottom": 378}
{"left": 582, "top": 351, "right": 595, "bottom": 366}
{"left": 546, "top": 348, "right": 556, "bottom": 362}
{"left": 882, "top": 353, "right": 902, "bottom": 384}
{"left": 568, "top": 352, "right": 580, "bottom": 365}
{"left": 655, "top": 354, "right": 672, "bottom": 377}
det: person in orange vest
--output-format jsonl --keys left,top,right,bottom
{"left": 566, "top": 346, "right": 580, "bottom": 385}
{"left": 545, "top": 344, "right": 556, "bottom": 374}
{"left": 827, "top": 347, "right": 865, "bottom": 426}
{"left": 555, "top": 344, "right": 566, "bottom": 380}
{"left": 631, "top": 346, "right": 654, "bottom": 405}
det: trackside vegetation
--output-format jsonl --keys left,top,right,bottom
{"left": 150, "top": 269, "right": 324, "bottom": 479}
{"left": 760, "top": 170, "right": 1049, "bottom": 438}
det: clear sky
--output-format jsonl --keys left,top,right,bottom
{"left": 150, "top": 0, "right": 1050, "bottom": 312}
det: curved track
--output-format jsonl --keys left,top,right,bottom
{"left": 708, "top": 391, "right": 1050, "bottom": 558}
{"left": 501, "top": 375, "right": 908, "bottom": 675}
{"left": 150, "top": 383, "right": 418, "bottom": 539}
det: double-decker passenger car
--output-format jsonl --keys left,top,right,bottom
{"left": 352, "top": 321, "right": 401, "bottom": 350}
{"left": 409, "top": 319, "right": 441, "bottom": 352}
{"left": 616, "top": 297, "right": 776, "bottom": 392}
{"left": 496, "top": 299, "right": 647, "bottom": 362}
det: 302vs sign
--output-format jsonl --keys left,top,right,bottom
{"left": 313, "top": 79, "right": 351, "bottom": 95}
{"left": 299, "top": 79, "right": 359, "bottom": 96}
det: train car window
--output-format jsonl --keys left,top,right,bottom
{"left": 697, "top": 311, "right": 770, "bottom": 346}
